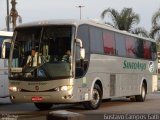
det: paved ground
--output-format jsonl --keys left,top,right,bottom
{"left": 158, "top": 80, "right": 160, "bottom": 90}
{"left": 0, "top": 93, "right": 160, "bottom": 120}
{"left": 0, "top": 80, "right": 159, "bottom": 120}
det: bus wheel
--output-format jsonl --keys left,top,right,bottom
{"left": 135, "top": 83, "right": 146, "bottom": 102}
{"left": 83, "top": 84, "right": 102, "bottom": 110}
{"left": 34, "top": 103, "right": 53, "bottom": 110}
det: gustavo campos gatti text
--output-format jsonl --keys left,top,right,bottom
{"left": 104, "top": 114, "right": 160, "bottom": 120}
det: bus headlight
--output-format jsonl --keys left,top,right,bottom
{"left": 55, "top": 85, "right": 73, "bottom": 91}
{"left": 60, "top": 85, "right": 73, "bottom": 91}
{"left": 9, "top": 86, "right": 20, "bottom": 92}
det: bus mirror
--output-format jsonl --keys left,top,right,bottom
{"left": 76, "top": 38, "right": 85, "bottom": 59}
{"left": 76, "top": 38, "right": 83, "bottom": 48}
{"left": 80, "top": 48, "right": 85, "bottom": 59}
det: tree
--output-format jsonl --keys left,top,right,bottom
{"left": 149, "top": 9, "right": 160, "bottom": 51}
{"left": 101, "top": 8, "right": 149, "bottom": 38}
{"left": 152, "top": 9, "right": 160, "bottom": 26}
{"left": 150, "top": 9, "right": 160, "bottom": 43}
{"left": 131, "top": 27, "right": 149, "bottom": 37}
{"left": 101, "top": 8, "right": 140, "bottom": 32}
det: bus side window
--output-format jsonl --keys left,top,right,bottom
{"left": 135, "top": 39, "right": 144, "bottom": 59}
{"left": 143, "top": 41, "right": 151, "bottom": 59}
{"left": 5, "top": 42, "right": 11, "bottom": 59}
{"left": 151, "top": 42, "right": 157, "bottom": 61}
{"left": 13, "top": 47, "right": 19, "bottom": 58}
{"left": 2, "top": 41, "right": 11, "bottom": 59}
{"left": 76, "top": 25, "right": 90, "bottom": 78}
{"left": 103, "top": 31, "right": 115, "bottom": 55}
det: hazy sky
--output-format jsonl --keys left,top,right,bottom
{"left": 0, "top": 0, "right": 160, "bottom": 31}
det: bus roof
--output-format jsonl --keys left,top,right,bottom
{"left": 16, "top": 19, "right": 155, "bottom": 42}
{"left": 0, "top": 31, "right": 13, "bottom": 37}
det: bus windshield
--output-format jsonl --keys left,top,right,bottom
{"left": 10, "top": 26, "right": 73, "bottom": 80}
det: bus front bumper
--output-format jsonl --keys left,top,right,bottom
{"left": 10, "top": 91, "right": 77, "bottom": 103}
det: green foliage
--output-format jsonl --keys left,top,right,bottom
{"left": 150, "top": 9, "right": 160, "bottom": 43}
{"left": 101, "top": 8, "right": 140, "bottom": 31}
{"left": 101, "top": 7, "right": 160, "bottom": 42}
{"left": 101, "top": 8, "right": 148, "bottom": 37}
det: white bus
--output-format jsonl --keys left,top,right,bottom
{"left": 9, "top": 20, "right": 157, "bottom": 110}
{"left": 0, "top": 31, "right": 13, "bottom": 103}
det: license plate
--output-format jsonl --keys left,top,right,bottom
{"left": 31, "top": 96, "right": 43, "bottom": 102}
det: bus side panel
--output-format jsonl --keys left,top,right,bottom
{"left": 152, "top": 75, "right": 158, "bottom": 92}
{"left": 0, "top": 59, "right": 11, "bottom": 103}
{"left": 86, "top": 54, "right": 156, "bottom": 99}
{"left": 74, "top": 73, "right": 110, "bottom": 101}
{"left": 116, "top": 74, "right": 139, "bottom": 97}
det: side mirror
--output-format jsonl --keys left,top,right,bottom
{"left": 76, "top": 39, "right": 83, "bottom": 48}
{"left": 80, "top": 48, "right": 85, "bottom": 59}
{"left": 76, "top": 38, "right": 85, "bottom": 59}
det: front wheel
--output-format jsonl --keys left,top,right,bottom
{"left": 83, "top": 84, "right": 102, "bottom": 110}
{"left": 34, "top": 103, "right": 53, "bottom": 110}
{"left": 135, "top": 83, "right": 146, "bottom": 102}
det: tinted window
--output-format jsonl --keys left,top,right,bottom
{"left": 103, "top": 31, "right": 115, "bottom": 55}
{"left": 143, "top": 41, "right": 151, "bottom": 59}
{"left": 151, "top": 42, "right": 157, "bottom": 61}
{"left": 5, "top": 42, "right": 11, "bottom": 59}
{"left": 126, "top": 36, "right": 136, "bottom": 58}
{"left": 76, "top": 25, "right": 90, "bottom": 78}
{"left": 135, "top": 39, "right": 144, "bottom": 58}
{"left": 115, "top": 33, "right": 126, "bottom": 57}
{"left": 90, "top": 27, "right": 103, "bottom": 53}
{"left": 78, "top": 25, "right": 157, "bottom": 61}
{"left": 0, "top": 36, "right": 12, "bottom": 58}
{"left": 77, "top": 25, "right": 90, "bottom": 55}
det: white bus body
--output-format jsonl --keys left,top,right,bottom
{"left": 9, "top": 20, "right": 157, "bottom": 110}
{"left": 0, "top": 31, "right": 13, "bottom": 103}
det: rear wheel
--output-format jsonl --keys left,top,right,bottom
{"left": 83, "top": 84, "right": 102, "bottom": 110}
{"left": 34, "top": 103, "right": 53, "bottom": 110}
{"left": 135, "top": 83, "right": 146, "bottom": 102}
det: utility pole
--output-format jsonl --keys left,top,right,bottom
{"left": 76, "top": 5, "right": 85, "bottom": 20}
{"left": 10, "top": 0, "right": 22, "bottom": 30}
{"left": 6, "top": 0, "right": 10, "bottom": 31}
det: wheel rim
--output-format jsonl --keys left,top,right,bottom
{"left": 142, "top": 86, "right": 146, "bottom": 99}
{"left": 91, "top": 89, "right": 100, "bottom": 106}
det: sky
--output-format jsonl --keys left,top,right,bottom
{"left": 0, "top": 0, "right": 160, "bottom": 31}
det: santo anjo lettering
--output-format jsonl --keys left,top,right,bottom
{"left": 123, "top": 60, "right": 146, "bottom": 71}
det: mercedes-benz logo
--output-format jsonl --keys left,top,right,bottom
{"left": 35, "top": 86, "right": 39, "bottom": 91}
